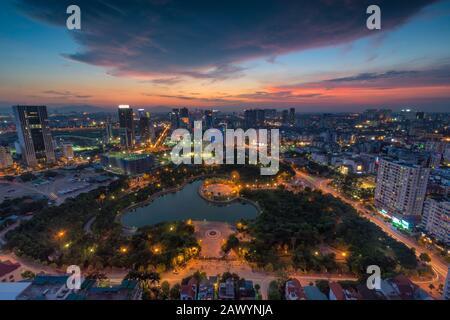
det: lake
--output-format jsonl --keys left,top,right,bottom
{"left": 121, "top": 180, "right": 259, "bottom": 227}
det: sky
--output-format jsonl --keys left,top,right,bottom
{"left": 0, "top": 0, "right": 449, "bottom": 112}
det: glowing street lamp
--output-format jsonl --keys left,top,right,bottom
{"left": 56, "top": 230, "right": 66, "bottom": 238}
{"left": 152, "top": 246, "right": 161, "bottom": 254}
{"left": 119, "top": 246, "right": 128, "bottom": 254}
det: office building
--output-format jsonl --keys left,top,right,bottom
{"left": 12, "top": 105, "right": 56, "bottom": 167}
{"left": 0, "top": 146, "right": 13, "bottom": 169}
{"left": 282, "top": 110, "right": 289, "bottom": 124}
{"left": 244, "top": 109, "right": 257, "bottom": 129}
{"left": 62, "top": 144, "right": 74, "bottom": 161}
{"left": 101, "top": 152, "right": 154, "bottom": 175}
{"left": 179, "top": 107, "right": 190, "bottom": 128}
{"left": 204, "top": 110, "right": 215, "bottom": 129}
{"left": 289, "top": 108, "right": 296, "bottom": 125}
{"left": 118, "top": 105, "right": 135, "bottom": 148}
{"left": 444, "top": 266, "right": 450, "bottom": 300}
{"left": 170, "top": 109, "right": 181, "bottom": 128}
{"left": 244, "top": 109, "right": 266, "bottom": 128}
{"left": 420, "top": 196, "right": 450, "bottom": 246}
{"left": 138, "top": 109, "right": 152, "bottom": 144}
{"left": 104, "top": 116, "right": 113, "bottom": 143}
{"left": 375, "top": 158, "right": 430, "bottom": 217}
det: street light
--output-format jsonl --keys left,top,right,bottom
{"left": 119, "top": 246, "right": 128, "bottom": 254}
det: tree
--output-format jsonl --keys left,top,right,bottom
{"left": 160, "top": 281, "right": 170, "bottom": 300}
{"left": 268, "top": 280, "right": 281, "bottom": 300}
{"left": 419, "top": 253, "right": 431, "bottom": 263}
{"left": 222, "top": 234, "right": 240, "bottom": 253}
{"left": 126, "top": 270, "right": 160, "bottom": 290}
{"left": 21, "top": 270, "right": 36, "bottom": 280}
{"left": 170, "top": 283, "right": 181, "bottom": 300}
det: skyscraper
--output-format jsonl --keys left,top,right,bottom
{"left": 256, "top": 109, "right": 266, "bottom": 127}
{"left": 244, "top": 109, "right": 257, "bottom": 129}
{"left": 170, "top": 109, "right": 180, "bottom": 128}
{"left": 282, "top": 110, "right": 289, "bottom": 124}
{"left": 289, "top": 108, "right": 296, "bottom": 126}
{"left": 204, "top": 110, "right": 214, "bottom": 129}
{"left": 104, "top": 115, "right": 113, "bottom": 144}
{"left": 375, "top": 158, "right": 430, "bottom": 217}
{"left": 13, "top": 105, "right": 55, "bottom": 167}
{"left": 180, "top": 107, "right": 189, "bottom": 118}
{"left": 180, "top": 107, "right": 190, "bottom": 128}
{"left": 62, "top": 143, "right": 74, "bottom": 161}
{"left": 138, "top": 109, "right": 152, "bottom": 144}
{"left": 118, "top": 105, "right": 135, "bottom": 148}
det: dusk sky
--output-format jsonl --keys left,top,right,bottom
{"left": 1, "top": 0, "right": 450, "bottom": 112}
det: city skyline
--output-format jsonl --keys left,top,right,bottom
{"left": 0, "top": 0, "right": 450, "bottom": 112}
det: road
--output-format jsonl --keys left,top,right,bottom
{"left": 291, "top": 168, "right": 448, "bottom": 290}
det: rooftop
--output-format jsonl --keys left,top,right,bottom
{"left": 0, "top": 260, "right": 21, "bottom": 278}
{"left": 303, "top": 286, "right": 328, "bottom": 300}
{"left": 0, "top": 282, "right": 32, "bottom": 300}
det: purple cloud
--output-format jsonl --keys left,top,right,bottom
{"left": 15, "top": 0, "right": 436, "bottom": 80}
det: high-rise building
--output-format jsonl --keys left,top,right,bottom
{"left": 179, "top": 107, "right": 190, "bottom": 128}
{"left": 420, "top": 196, "right": 449, "bottom": 246}
{"left": 282, "top": 110, "right": 289, "bottom": 124}
{"left": 170, "top": 109, "right": 180, "bottom": 128}
{"left": 204, "top": 110, "right": 214, "bottom": 129}
{"left": 180, "top": 107, "right": 189, "bottom": 118}
{"left": 13, "top": 105, "right": 56, "bottom": 167}
{"left": 0, "top": 146, "right": 13, "bottom": 169}
{"left": 62, "top": 144, "right": 74, "bottom": 161}
{"left": 416, "top": 112, "right": 425, "bottom": 120}
{"left": 444, "top": 266, "right": 450, "bottom": 300}
{"left": 244, "top": 109, "right": 257, "bottom": 129}
{"left": 289, "top": 108, "right": 296, "bottom": 126}
{"left": 244, "top": 109, "right": 267, "bottom": 128}
{"left": 104, "top": 116, "right": 113, "bottom": 144}
{"left": 118, "top": 105, "right": 135, "bottom": 148}
{"left": 256, "top": 109, "right": 266, "bottom": 127}
{"left": 264, "top": 109, "right": 277, "bottom": 119}
{"left": 138, "top": 109, "right": 151, "bottom": 144}
{"left": 375, "top": 158, "right": 430, "bottom": 217}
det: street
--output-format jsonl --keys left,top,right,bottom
{"left": 291, "top": 168, "right": 448, "bottom": 294}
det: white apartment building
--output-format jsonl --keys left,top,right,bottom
{"left": 375, "top": 158, "right": 430, "bottom": 217}
{"left": 444, "top": 266, "right": 450, "bottom": 300}
{"left": 420, "top": 196, "right": 450, "bottom": 246}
